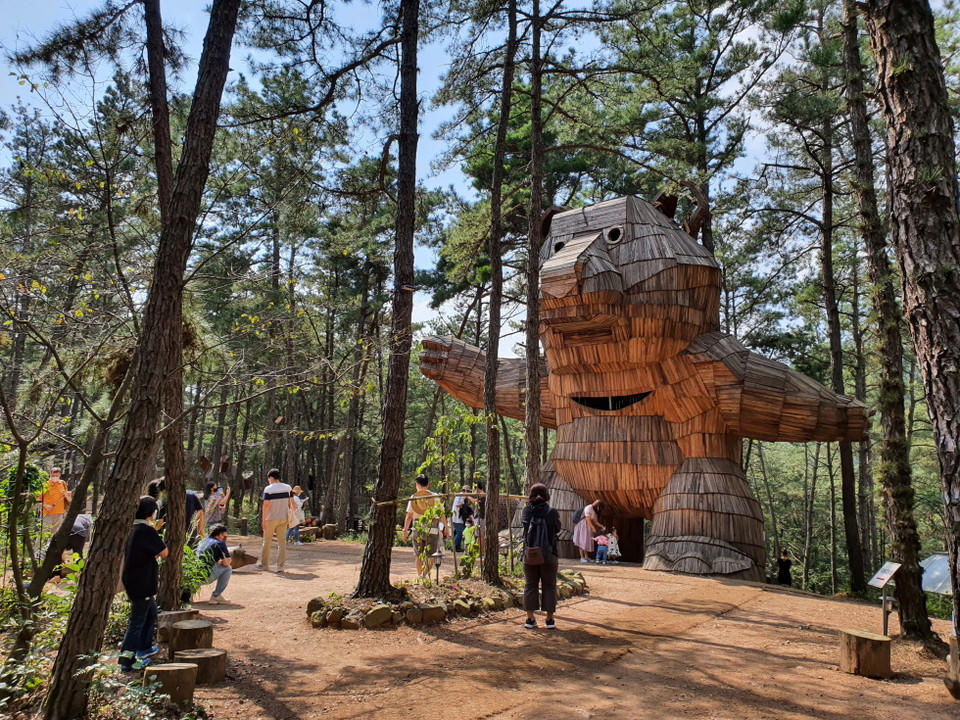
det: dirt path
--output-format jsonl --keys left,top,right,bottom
{"left": 192, "top": 537, "right": 956, "bottom": 720}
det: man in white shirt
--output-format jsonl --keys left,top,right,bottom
{"left": 257, "top": 468, "right": 295, "bottom": 573}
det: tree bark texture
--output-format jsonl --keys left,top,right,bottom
{"left": 864, "top": 0, "right": 960, "bottom": 637}
{"left": 481, "top": 0, "right": 517, "bottom": 585}
{"left": 844, "top": 0, "right": 933, "bottom": 641}
{"left": 43, "top": 3, "right": 240, "bottom": 717}
{"left": 159, "top": 360, "right": 187, "bottom": 611}
{"left": 524, "top": 0, "right": 544, "bottom": 490}
{"left": 354, "top": 0, "right": 419, "bottom": 598}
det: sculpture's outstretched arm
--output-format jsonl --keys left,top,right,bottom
{"left": 419, "top": 336, "right": 557, "bottom": 429}
{"left": 685, "top": 332, "right": 869, "bottom": 443}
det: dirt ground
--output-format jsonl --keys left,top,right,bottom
{"left": 190, "top": 537, "right": 957, "bottom": 720}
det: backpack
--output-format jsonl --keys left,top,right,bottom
{"left": 524, "top": 513, "right": 554, "bottom": 566}
{"left": 572, "top": 506, "right": 586, "bottom": 525}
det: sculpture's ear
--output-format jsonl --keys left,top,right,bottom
{"left": 653, "top": 192, "right": 679, "bottom": 219}
{"left": 540, "top": 205, "right": 569, "bottom": 240}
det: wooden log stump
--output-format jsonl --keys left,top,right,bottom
{"left": 237, "top": 517, "right": 248, "bottom": 535}
{"left": 143, "top": 663, "right": 199, "bottom": 704}
{"left": 174, "top": 648, "right": 227, "bottom": 684}
{"left": 169, "top": 620, "right": 213, "bottom": 655}
{"left": 157, "top": 609, "right": 200, "bottom": 643}
{"left": 299, "top": 526, "right": 320, "bottom": 540}
{"left": 838, "top": 628, "right": 892, "bottom": 678}
{"left": 322, "top": 524, "right": 337, "bottom": 540}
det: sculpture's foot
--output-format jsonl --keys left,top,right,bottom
{"left": 644, "top": 535, "right": 764, "bottom": 582}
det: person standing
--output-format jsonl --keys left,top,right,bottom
{"left": 401, "top": 474, "right": 449, "bottom": 576}
{"left": 257, "top": 469, "right": 294, "bottom": 573}
{"left": 39, "top": 467, "right": 71, "bottom": 537}
{"left": 203, "top": 481, "right": 230, "bottom": 530}
{"left": 521, "top": 483, "right": 561, "bottom": 630}
{"left": 286, "top": 485, "right": 306, "bottom": 545}
{"left": 776, "top": 548, "right": 793, "bottom": 586}
{"left": 451, "top": 485, "right": 475, "bottom": 552}
{"left": 196, "top": 524, "right": 233, "bottom": 604}
{"left": 572, "top": 499, "right": 603, "bottom": 563}
{"left": 118, "top": 496, "right": 167, "bottom": 672}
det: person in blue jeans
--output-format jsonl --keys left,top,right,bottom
{"left": 196, "top": 524, "right": 233, "bottom": 604}
{"left": 119, "top": 496, "right": 167, "bottom": 672}
{"left": 593, "top": 533, "right": 610, "bottom": 563}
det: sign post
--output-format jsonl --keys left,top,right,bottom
{"left": 867, "top": 562, "right": 902, "bottom": 636}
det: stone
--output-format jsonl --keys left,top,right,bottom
{"left": 310, "top": 610, "right": 327, "bottom": 628}
{"left": 558, "top": 585, "right": 572, "bottom": 600}
{"left": 481, "top": 598, "right": 497, "bottom": 612}
{"left": 307, "top": 597, "right": 326, "bottom": 616}
{"left": 365, "top": 604, "right": 394, "bottom": 629}
{"left": 392, "top": 611, "right": 403, "bottom": 625}
{"left": 406, "top": 607, "right": 424, "bottom": 625}
{"left": 453, "top": 599, "right": 472, "bottom": 617}
{"left": 326, "top": 607, "right": 343, "bottom": 624}
{"left": 420, "top": 604, "right": 447, "bottom": 624}
{"left": 341, "top": 614, "right": 362, "bottom": 630}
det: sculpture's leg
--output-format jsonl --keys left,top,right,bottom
{"left": 644, "top": 457, "right": 765, "bottom": 581}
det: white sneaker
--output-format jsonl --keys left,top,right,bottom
{"left": 276, "top": 566, "right": 285, "bottom": 573}
{"left": 208, "top": 595, "right": 229, "bottom": 605}
{"left": 579, "top": 558, "right": 589, "bottom": 563}
{"left": 255, "top": 562, "right": 262, "bottom": 569}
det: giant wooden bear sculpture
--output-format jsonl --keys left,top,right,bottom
{"left": 420, "top": 196, "right": 867, "bottom": 580}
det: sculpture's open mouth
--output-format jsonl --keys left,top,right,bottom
{"left": 571, "top": 392, "right": 652, "bottom": 411}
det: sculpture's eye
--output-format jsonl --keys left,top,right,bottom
{"left": 606, "top": 226, "right": 623, "bottom": 244}
{"left": 553, "top": 241, "right": 565, "bottom": 253}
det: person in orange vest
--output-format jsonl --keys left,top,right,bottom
{"left": 39, "top": 466, "right": 72, "bottom": 537}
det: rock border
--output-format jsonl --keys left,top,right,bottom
{"left": 307, "top": 570, "right": 589, "bottom": 630}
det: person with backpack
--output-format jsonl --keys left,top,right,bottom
{"left": 521, "top": 483, "right": 562, "bottom": 630}
{"left": 572, "top": 498, "right": 603, "bottom": 562}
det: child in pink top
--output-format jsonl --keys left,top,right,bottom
{"left": 593, "top": 533, "right": 610, "bottom": 563}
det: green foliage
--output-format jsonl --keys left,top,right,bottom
{"left": 0, "top": 464, "right": 45, "bottom": 519}
{"left": 412, "top": 503, "right": 445, "bottom": 578}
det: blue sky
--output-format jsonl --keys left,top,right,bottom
{"left": 1, "top": 1, "right": 491, "bottom": 338}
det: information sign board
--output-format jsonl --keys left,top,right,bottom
{"left": 867, "top": 561, "right": 901, "bottom": 589}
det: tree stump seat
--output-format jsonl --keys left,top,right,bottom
{"left": 299, "top": 526, "right": 320, "bottom": 539}
{"left": 838, "top": 628, "right": 892, "bottom": 678}
{"left": 157, "top": 610, "right": 200, "bottom": 643}
{"left": 143, "top": 663, "right": 199, "bottom": 704}
{"left": 169, "top": 619, "right": 213, "bottom": 654}
{"left": 174, "top": 648, "right": 228, "bottom": 684}
{"left": 321, "top": 524, "right": 337, "bottom": 540}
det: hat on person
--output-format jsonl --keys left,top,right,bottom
{"left": 293, "top": 486, "right": 302, "bottom": 495}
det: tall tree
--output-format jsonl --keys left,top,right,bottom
{"left": 862, "top": 0, "right": 960, "bottom": 644}
{"left": 25, "top": 3, "right": 242, "bottom": 717}
{"left": 481, "top": 0, "right": 519, "bottom": 585}
{"left": 841, "top": 0, "right": 933, "bottom": 641}
{"left": 354, "top": 0, "right": 420, "bottom": 598}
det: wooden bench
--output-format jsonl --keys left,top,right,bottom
{"left": 838, "top": 628, "right": 892, "bottom": 678}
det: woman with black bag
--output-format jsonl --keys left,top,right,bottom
{"left": 521, "top": 483, "right": 562, "bottom": 630}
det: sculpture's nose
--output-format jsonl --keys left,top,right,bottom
{"left": 540, "top": 231, "right": 623, "bottom": 302}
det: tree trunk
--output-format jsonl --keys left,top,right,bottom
{"left": 852, "top": 0, "right": 937, "bottom": 643}
{"left": 818, "top": 113, "right": 866, "bottom": 594}
{"left": 43, "top": 4, "right": 240, "bottom": 717}
{"left": 159, "top": 360, "right": 187, "bottom": 611}
{"left": 524, "top": 0, "right": 544, "bottom": 489}
{"left": 481, "top": 0, "right": 517, "bottom": 585}
{"left": 354, "top": 0, "right": 419, "bottom": 598}
{"left": 864, "top": 0, "right": 960, "bottom": 638}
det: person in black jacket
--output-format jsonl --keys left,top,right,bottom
{"left": 118, "top": 496, "right": 168, "bottom": 672}
{"left": 521, "top": 483, "right": 562, "bottom": 630}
